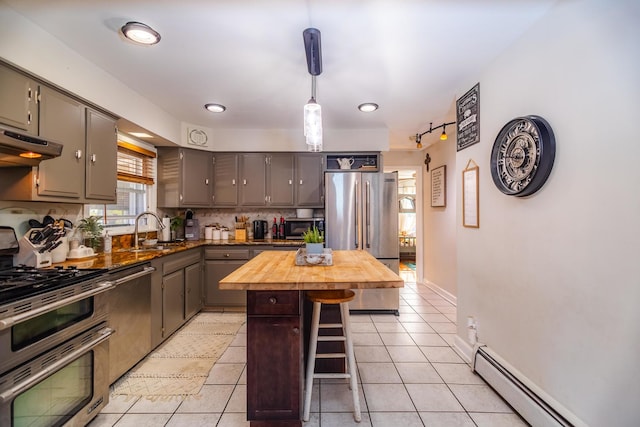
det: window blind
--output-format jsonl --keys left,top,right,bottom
{"left": 116, "top": 140, "right": 156, "bottom": 185}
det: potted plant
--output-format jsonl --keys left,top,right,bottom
{"left": 302, "top": 226, "right": 324, "bottom": 254}
{"left": 77, "top": 215, "right": 104, "bottom": 251}
{"left": 170, "top": 216, "right": 184, "bottom": 240}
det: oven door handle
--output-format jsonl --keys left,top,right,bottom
{"left": 0, "top": 281, "right": 115, "bottom": 331}
{"left": 113, "top": 266, "right": 155, "bottom": 285}
{"left": 0, "top": 326, "right": 114, "bottom": 403}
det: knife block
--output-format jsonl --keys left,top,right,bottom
{"left": 14, "top": 236, "right": 52, "bottom": 268}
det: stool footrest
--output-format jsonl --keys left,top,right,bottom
{"left": 313, "top": 373, "right": 352, "bottom": 379}
{"left": 316, "top": 353, "right": 346, "bottom": 359}
{"left": 318, "top": 336, "right": 346, "bottom": 342}
{"left": 319, "top": 323, "right": 344, "bottom": 328}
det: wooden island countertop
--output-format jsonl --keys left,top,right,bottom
{"left": 219, "top": 249, "right": 404, "bottom": 291}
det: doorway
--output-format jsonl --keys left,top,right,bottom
{"left": 385, "top": 166, "right": 422, "bottom": 284}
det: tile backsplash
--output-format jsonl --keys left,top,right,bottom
{"left": 0, "top": 201, "right": 83, "bottom": 238}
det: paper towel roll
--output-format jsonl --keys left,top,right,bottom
{"left": 161, "top": 217, "right": 171, "bottom": 241}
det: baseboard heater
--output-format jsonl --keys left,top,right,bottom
{"left": 473, "top": 346, "right": 575, "bottom": 427}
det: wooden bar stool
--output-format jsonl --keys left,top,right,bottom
{"left": 303, "top": 289, "right": 361, "bottom": 422}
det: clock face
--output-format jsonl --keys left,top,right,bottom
{"left": 490, "top": 115, "right": 555, "bottom": 197}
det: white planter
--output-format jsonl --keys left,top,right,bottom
{"left": 305, "top": 243, "right": 324, "bottom": 254}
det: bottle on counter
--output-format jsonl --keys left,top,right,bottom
{"left": 279, "top": 217, "right": 285, "bottom": 240}
{"left": 272, "top": 217, "right": 278, "bottom": 239}
{"left": 103, "top": 230, "right": 112, "bottom": 254}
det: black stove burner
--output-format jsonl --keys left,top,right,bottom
{"left": 0, "top": 266, "right": 107, "bottom": 304}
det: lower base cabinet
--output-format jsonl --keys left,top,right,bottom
{"left": 247, "top": 290, "right": 303, "bottom": 423}
{"left": 204, "top": 248, "right": 249, "bottom": 307}
{"left": 150, "top": 248, "right": 203, "bottom": 349}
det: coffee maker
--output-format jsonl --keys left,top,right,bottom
{"left": 184, "top": 209, "right": 200, "bottom": 241}
{"left": 252, "top": 220, "right": 268, "bottom": 240}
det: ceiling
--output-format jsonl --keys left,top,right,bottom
{"left": 2, "top": 0, "right": 557, "bottom": 150}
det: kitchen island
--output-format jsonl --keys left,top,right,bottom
{"left": 220, "top": 250, "right": 403, "bottom": 426}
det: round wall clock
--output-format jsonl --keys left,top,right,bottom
{"left": 490, "top": 115, "right": 556, "bottom": 197}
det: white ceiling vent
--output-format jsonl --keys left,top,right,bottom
{"left": 182, "top": 124, "right": 212, "bottom": 148}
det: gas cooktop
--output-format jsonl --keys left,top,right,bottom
{"left": 0, "top": 265, "right": 107, "bottom": 304}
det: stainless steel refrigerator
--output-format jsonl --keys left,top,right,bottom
{"left": 325, "top": 171, "right": 400, "bottom": 313}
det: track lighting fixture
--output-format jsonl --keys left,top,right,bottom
{"left": 413, "top": 121, "right": 455, "bottom": 148}
{"left": 303, "top": 28, "right": 323, "bottom": 152}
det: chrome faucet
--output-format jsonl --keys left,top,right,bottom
{"left": 134, "top": 211, "right": 166, "bottom": 250}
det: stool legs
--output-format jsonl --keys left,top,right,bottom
{"left": 303, "top": 301, "right": 321, "bottom": 422}
{"left": 303, "top": 301, "right": 361, "bottom": 423}
{"left": 341, "top": 301, "right": 361, "bottom": 422}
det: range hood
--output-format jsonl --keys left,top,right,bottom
{"left": 0, "top": 126, "right": 63, "bottom": 167}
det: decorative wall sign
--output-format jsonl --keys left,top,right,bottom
{"left": 462, "top": 159, "right": 479, "bottom": 228}
{"left": 431, "top": 165, "right": 446, "bottom": 207}
{"left": 456, "top": 83, "right": 480, "bottom": 151}
{"left": 490, "top": 115, "right": 556, "bottom": 197}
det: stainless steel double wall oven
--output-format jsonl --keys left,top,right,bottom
{"left": 0, "top": 226, "right": 114, "bottom": 427}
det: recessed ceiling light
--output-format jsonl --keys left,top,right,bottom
{"left": 205, "top": 103, "right": 226, "bottom": 113}
{"left": 358, "top": 103, "right": 379, "bottom": 113}
{"left": 121, "top": 21, "right": 161, "bottom": 45}
{"left": 129, "top": 132, "right": 153, "bottom": 138}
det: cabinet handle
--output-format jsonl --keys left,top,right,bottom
{"left": 232, "top": 179, "right": 236, "bottom": 185}
{"left": 75, "top": 150, "right": 82, "bottom": 160}
{"left": 243, "top": 179, "right": 247, "bottom": 185}
{"left": 224, "top": 253, "right": 230, "bottom": 257}
{"left": 293, "top": 327, "right": 300, "bottom": 335}
{"left": 288, "top": 179, "right": 292, "bottom": 185}
{"left": 205, "top": 178, "right": 209, "bottom": 185}
{"left": 299, "top": 179, "right": 303, "bottom": 185}
{"left": 90, "top": 154, "right": 97, "bottom": 163}
{"left": 27, "top": 87, "right": 32, "bottom": 101}
{"left": 268, "top": 297, "right": 277, "bottom": 304}
{"left": 27, "top": 112, "right": 31, "bottom": 125}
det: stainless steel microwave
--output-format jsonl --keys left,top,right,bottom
{"left": 284, "top": 218, "right": 325, "bottom": 240}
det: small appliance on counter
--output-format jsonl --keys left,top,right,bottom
{"left": 184, "top": 209, "right": 200, "bottom": 241}
{"left": 253, "top": 220, "right": 268, "bottom": 240}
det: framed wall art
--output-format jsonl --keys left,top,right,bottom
{"left": 462, "top": 159, "right": 479, "bottom": 228}
{"left": 456, "top": 83, "right": 480, "bottom": 151}
{"left": 431, "top": 165, "right": 446, "bottom": 207}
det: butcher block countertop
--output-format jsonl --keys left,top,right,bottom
{"left": 219, "top": 250, "right": 404, "bottom": 290}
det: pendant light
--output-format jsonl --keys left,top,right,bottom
{"left": 303, "top": 28, "right": 323, "bottom": 152}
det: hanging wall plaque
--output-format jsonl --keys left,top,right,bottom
{"left": 456, "top": 83, "right": 480, "bottom": 151}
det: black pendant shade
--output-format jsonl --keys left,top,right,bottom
{"left": 303, "top": 28, "right": 322, "bottom": 76}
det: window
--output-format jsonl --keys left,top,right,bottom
{"left": 86, "top": 138, "right": 156, "bottom": 231}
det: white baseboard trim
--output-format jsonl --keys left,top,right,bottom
{"left": 422, "top": 279, "right": 457, "bottom": 305}
{"left": 453, "top": 335, "right": 473, "bottom": 364}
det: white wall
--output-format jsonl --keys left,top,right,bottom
{"left": 455, "top": 1, "right": 640, "bottom": 426}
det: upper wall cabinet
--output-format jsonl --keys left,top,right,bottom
{"left": 295, "top": 153, "right": 324, "bottom": 207}
{"left": 0, "top": 63, "right": 117, "bottom": 203}
{"left": 0, "top": 64, "right": 38, "bottom": 134}
{"left": 157, "top": 147, "right": 214, "bottom": 208}
{"left": 212, "top": 153, "right": 238, "bottom": 207}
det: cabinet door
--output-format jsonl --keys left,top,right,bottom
{"left": 0, "top": 65, "right": 38, "bottom": 134}
{"left": 180, "top": 148, "right": 212, "bottom": 207}
{"left": 85, "top": 109, "right": 117, "bottom": 201}
{"left": 163, "top": 269, "right": 185, "bottom": 338}
{"left": 212, "top": 153, "right": 238, "bottom": 206}
{"left": 37, "top": 86, "right": 85, "bottom": 199}
{"left": 268, "top": 153, "right": 294, "bottom": 206}
{"left": 247, "top": 316, "right": 301, "bottom": 421}
{"left": 295, "top": 153, "right": 324, "bottom": 207}
{"left": 185, "top": 262, "right": 202, "bottom": 320}
{"left": 240, "top": 153, "right": 267, "bottom": 206}
{"left": 204, "top": 260, "right": 247, "bottom": 306}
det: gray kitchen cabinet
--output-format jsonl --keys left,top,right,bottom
{"left": 85, "top": 108, "right": 117, "bottom": 201}
{"left": 157, "top": 147, "right": 213, "bottom": 207}
{"left": 295, "top": 153, "right": 324, "bottom": 207}
{"left": 268, "top": 153, "right": 295, "bottom": 206}
{"left": 212, "top": 153, "right": 238, "bottom": 206}
{"left": 36, "top": 86, "right": 85, "bottom": 199}
{"left": 150, "top": 249, "right": 203, "bottom": 347}
{"left": 204, "top": 247, "right": 249, "bottom": 307}
{"left": 0, "top": 71, "right": 117, "bottom": 203}
{"left": 0, "top": 63, "right": 38, "bottom": 134}
{"left": 240, "top": 153, "right": 268, "bottom": 206}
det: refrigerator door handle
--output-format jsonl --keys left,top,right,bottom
{"left": 365, "top": 180, "right": 371, "bottom": 248}
{"left": 354, "top": 179, "right": 359, "bottom": 248}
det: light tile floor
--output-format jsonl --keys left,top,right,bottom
{"left": 90, "top": 267, "right": 529, "bottom": 427}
